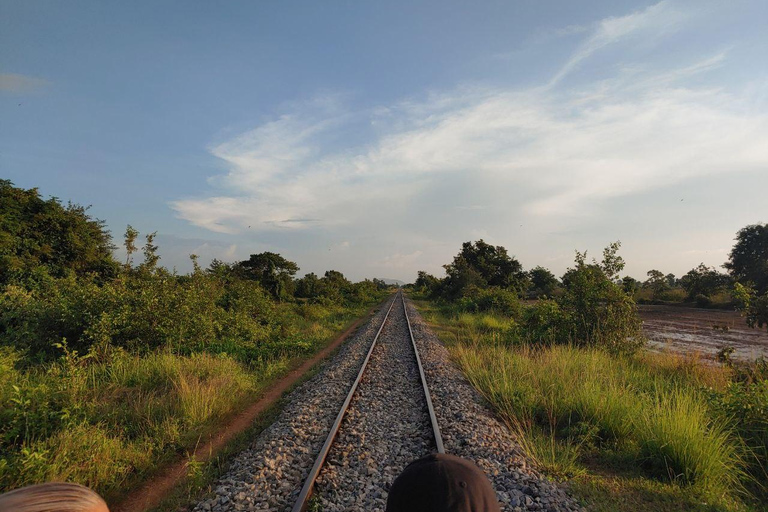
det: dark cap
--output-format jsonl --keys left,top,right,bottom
{"left": 386, "top": 454, "right": 501, "bottom": 512}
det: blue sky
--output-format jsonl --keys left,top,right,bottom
{"left": 2, "top": 0, "right": 767, "bottom": 281}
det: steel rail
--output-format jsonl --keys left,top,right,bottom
{"left": 290, "top": 290, "right": 445, "bottom": 512}
{"left": 401, "top": 292, "right": 445, "bottom": 454}
{"left": 291, "top": 292, "right": 398, "bottom": 512}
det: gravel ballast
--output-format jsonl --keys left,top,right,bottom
{"left": 192, "top": 294, "right": 581, "bottom": 512}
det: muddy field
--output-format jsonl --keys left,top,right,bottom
{"left": 640, "top": 305, "right": 768, "bottom": 362}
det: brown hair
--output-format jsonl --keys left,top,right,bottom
{"left": 0, "top": 482, "right": 109, "bottom": 512}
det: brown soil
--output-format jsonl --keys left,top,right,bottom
{"left": 639, "top": 304, "right": 768, "bottom": 361}
{"left": 111, "top": 302, "right": 382, "bottom": 512}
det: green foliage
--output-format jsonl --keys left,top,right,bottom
{"left": 442, "top": 240, "right": 528, "bottom": 297}
{"left": 733, "top": 283, "right": 768, "bottom": 332}
{"left": 527, "top": 266, "right": 560, "bottom": 298}
{"left": 521, "top": 299, "right": 568, "bottom": 344}
{"left": 237, "top": 252, "right": 299, "bottom": 301}
{"left": 680, "top": 264, "right": 732, "bottom": 301}
{"left": 0, "top": 180, "right": 119, "bottom": 286}
{"left": 706, "top": 374, "right": 768, "bottom": 494}
{"left": 453, "top": 286, "right": 522, "bottom": 318}
{"left": 725, "top": 223, "right": 768, "bottom": 295}
{"left": 0, "top": 271, "right": 275, "bottom": 361}
{"left": 556, "top": 243, "right": 643, "bottom": 353}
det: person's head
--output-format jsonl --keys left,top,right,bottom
{"left": 386, "top": 454, "right": 501, "bottom": 512}
{"left": 0, "top": 482, "right": 109, "bottom": 512}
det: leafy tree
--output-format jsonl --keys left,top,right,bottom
{"left": 238, "top": 252, "right": 299, "bottom": 300}
{"left": 665, "top": 273, "right": 677, "bottom": 288}
{"left": 528, "top": 266, "right": 559, "bottom": 298}
{"left": 645, "top": 269, "right": 669, "bottom": 298}
{"left": 442, "top": 240, "right": 527, "bottom": 297}
{"left": 123, "top": 225, "right": 139, "bottom": 268}
{"left": 295, "top": 272, "right": 321, "bottom": 298}
{"left": 0, "top": 180, "right": 118, "bottom": 286}
{"left": 139, "top": 232, "right": 160, "bottom": 273}
{"left": 372, "top": 278, "right": 388, "bottom": 291}
{"left": 679, "top": 263, "right": 731, "bottom": 300}
{"left": 622, "top": 276, "right": 640, "bottom": 294}
{"left": 558, "top": 242, "right": 642, "bottom": 352}
{"left": 725, "top": 223, "right": 768, "bottom": 295}
{"left": 733, "top": 283, "right": 768, "bottom": 332}
{"left": 414, "top": 271, "right": 440, "bottom": 295}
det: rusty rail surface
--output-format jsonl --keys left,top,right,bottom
{"left": 291, "top": 290, "right": 444, "bottom": 512}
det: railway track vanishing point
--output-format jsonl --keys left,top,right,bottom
{"left": 291, "top": 290, "right": 444, "bottom": 512}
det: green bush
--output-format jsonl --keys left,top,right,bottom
{"left": 550, "top": 244, "right": 643, "bottom": 353}
{"left": 0, "top": 272, "right": 275, "bottom": 362}
{"left": 521, "top": 299, "right": 568, "bottom": 345}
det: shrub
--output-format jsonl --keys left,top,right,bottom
{"left": 554, "top": 245, "right": 643, "bottom": 353}
{"left": 521, "top": 300, "right": 568, "bottom": 345}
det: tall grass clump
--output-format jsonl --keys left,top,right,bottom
{"left": 452, "top": 343, "right": 747, "bottom": 503}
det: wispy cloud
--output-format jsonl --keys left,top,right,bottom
{"left": 548, "top": 1, "right": 686, "bottom": 86}
{"left": 0, "top": 73, "right": 50, "bottom": 93}
{"left": 172, "top": 2, "right": 768, "bottom": 279}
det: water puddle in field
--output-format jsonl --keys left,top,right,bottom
{"left": 639, "top": 305, "right": 768, "bottom": 362}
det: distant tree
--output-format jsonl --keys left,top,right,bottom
{"left": 562, "top": 242, "right": 626, "bottom": 288}
{"left": 443, "top": 240, "right": 527, "bottom": 297}
{"left": 528, "top": 266, "right": 559, "bottom": 298}
{"left": 124, "top": 225, "right": 139, "bottom": 268}
{"left": 415, "top": 271, "right": 440, "bottom": 294}
{"left": 644, "top": 269, "right": 669, "bottom": 298}
{"left": 0, "top": 179, "right": 119, "bottom": 286}
{"left": 665, "top": 273, "right": 677, "bottom": 288}
{"left": 372, "top": 278, "right": 388, "bottom": 291}
{"left": 295, "top": 272, "right": 320, "bottom": 298}
{"left": 139, "top": 232, "right": 160, "bottom": 273}
{"left": 622, "top": 276, "right": 640, "bottom": 294}
{"left": 724, "top": 223, "right": 768, "bottom": 295}
{"left": 679, "top": 263, "right": 731, "bottom": 300}
{"left": 238, "top": 252, "right": 299, "bottom": 300}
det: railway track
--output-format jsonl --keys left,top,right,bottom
{"left": 291, "top": 290, "right": 444, "bottom": 512}
{"left": 192, "top": 293, "right": 582, "bottom": 512}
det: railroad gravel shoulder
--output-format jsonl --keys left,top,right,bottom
{"left": 406, "top": 298, "right": 583, "bottom": 512}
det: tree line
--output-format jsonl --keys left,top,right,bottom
{"left": 414, "top": 225, "right": 768, "bottom": 347}
{"left": 0, "top": 180, "right": 389, "bottom": 362}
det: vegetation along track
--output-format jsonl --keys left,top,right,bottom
{"left": 193, "top": 292, "right": 580, "bottom": 512}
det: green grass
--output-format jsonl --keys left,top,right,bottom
{"left": 0, "top": 298, "right": 380, "bottom": 501}
{"left": 414, "top": 301, "right": 765, "bottom": 512}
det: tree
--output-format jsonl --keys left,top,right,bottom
{"left": 644, "top": 269, "right": 669, "bottom": 298}
{"left": 0, "top": 180, "right": 118, "bottom": 286}
{"left": 622, "top": 276, "right": 640, "bottom": 294}
{"left": 724, "top": 223, "right": 768, "bottom": 295}
{"left": 679, "top": 263, "right": 730, "bottom": 300}
{"left": 414, "top": 271, "right": 440, "bottom": 294}
{"left": 528, "top": 266, "right": 559, "bottom": 298}
{"left": 558, "top": 244, "right": 642, "bottom": 352}
{"left": 295, "top": 272, "right": 320, "bottom": 298}
{"left": 238, "top": 252, "right": 299, "bottom": 300}
{"left": 442, "top": 240, "right": 527, "bottom": 297}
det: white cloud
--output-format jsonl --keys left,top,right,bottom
{"left": 549, "top": 1, "right": 686, "bottom": 86}
{"left": 376, "top": 251, "right": 424, "bottom": 269}
{"left": 173, "top": 69, "right": 767, "bottom": 232}
{"left": 170, "top": 3, "right": 768, "bottom": 280}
